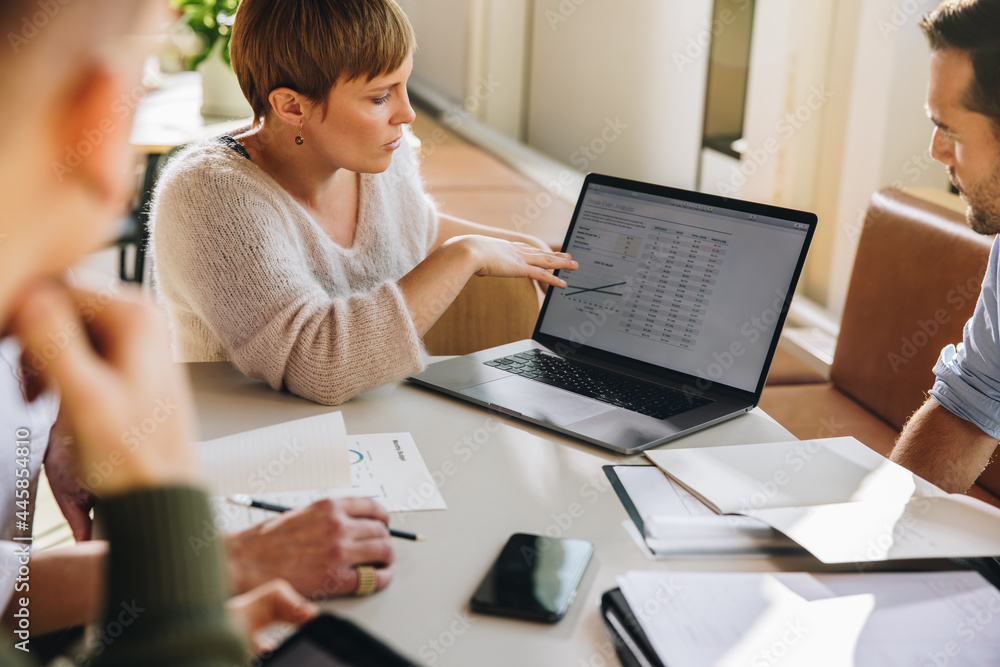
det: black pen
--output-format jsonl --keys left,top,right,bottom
{"left": 227, "top": 494, "right": 424, "bottom": 541}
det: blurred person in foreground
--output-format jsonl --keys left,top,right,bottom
{"left": 3, "top": 4, "right": 400, "bottom": 645}
{"left": 0, "top": 0, "right": 406, "bottom": 662}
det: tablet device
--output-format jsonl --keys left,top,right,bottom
{"left": 260, "top": 613, "right": 416, "bottom": 666}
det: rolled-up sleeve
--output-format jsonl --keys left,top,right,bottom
{"left": 930, "top": 236, "right": 1000, "bottom": 439}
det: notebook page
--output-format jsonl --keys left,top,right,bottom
{"left": 198, "top": 412, "right": 349, "bottom": 496}
{"left": 645, "top": 437, "right": 921, "bottom": 513}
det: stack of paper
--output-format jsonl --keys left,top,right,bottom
{"left": 197, "top": 412, "right": 446, "bottom": 532}
{"left": 645, "top": 437, "right": 1000, "bottom": 563}
{"left": 618, "top": 570, "right": 1000, "bottom": 666}
{"left": 609, "top": 466, "right": 800, "bottom": 557}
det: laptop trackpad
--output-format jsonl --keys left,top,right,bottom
{"left": 459, "top": 377, "right": 616, "bottom": 426}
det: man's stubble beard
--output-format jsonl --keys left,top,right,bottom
{"left": 950, "top": 160, "right": 1000, "bottom": 236}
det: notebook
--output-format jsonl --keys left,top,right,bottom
{"left": 645, "top": 437, "right": 1000, "bottom": 563}
{"left": 409, "top": 173, "right": 816, "bottom": 454}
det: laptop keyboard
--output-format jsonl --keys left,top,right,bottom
{"left": 484, "top": 349, "right": 712, "bottom": 420}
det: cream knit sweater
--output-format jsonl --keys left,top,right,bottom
{"left": 151, "top": 130, "right": 438, "bottom": 405}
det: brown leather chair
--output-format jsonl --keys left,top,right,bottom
{"left": 760, "top": 188, "right": 1000, "bottom": 505}
{"left": 423, "top": 276, "right": 540, "bottom": 356}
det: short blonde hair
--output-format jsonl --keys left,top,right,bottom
{"left": 230, "top": 0, "right": 416, "bottom": 124}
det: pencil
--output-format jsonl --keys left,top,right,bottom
{"left": 227, "top": 494, "right": 425, "bottom": 541}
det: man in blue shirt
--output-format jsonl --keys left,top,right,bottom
{"left": 890, "top": 0, "right": 1000, "bottom": 492}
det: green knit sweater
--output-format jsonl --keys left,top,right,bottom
{"left": 2, "top": 486, "right": 246, "bottom": 666}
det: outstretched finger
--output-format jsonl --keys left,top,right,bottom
{"left": 532, "top": 267, "right": 569, "bottom": 288}
{"left": 524, "top": 251, "right": 579, "bottom": 271}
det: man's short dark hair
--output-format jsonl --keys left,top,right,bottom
{"left": 922, "top": 0, "right": 1000, "bottom": 135}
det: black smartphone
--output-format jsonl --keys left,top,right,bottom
{"left": 470, "top": 533, "right": 594, "bottom": 623}
{"left": 260, "top": 613, "right": 417, "bottom": 666}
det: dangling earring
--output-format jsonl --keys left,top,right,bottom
{"left": 295, "top": 123, "right": 304, "bottom": 146}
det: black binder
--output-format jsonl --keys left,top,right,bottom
{"left": 600, "top": 588, "right": 665, "bottom": 667}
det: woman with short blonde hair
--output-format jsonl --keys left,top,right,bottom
{"left": 153, "top": 0, "right": 576, "bottom": 405}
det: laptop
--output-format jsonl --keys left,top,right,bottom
{"left": 409, "top": 173, "right": 816, "bottom": 454}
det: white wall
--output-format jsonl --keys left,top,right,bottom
{"left": 738, "top": 0, "right": 953, "bottom": 318}
{"left": 737, "top": 0, "right": 836, "bottom": 212}
{"left": 526, "top": 0, "right": 713, "bottom": 189}
{"left": 880, "top": 15, "right": 949, "bottom": 192}
{"left": 480, "top": 0, "right": 530, "bottom": 139}
{"left": 397, "top": 0, "right": 471, "bottom": 105}
{"left": 400, "top": 0, "right": 530, "bottom": 140}
{"left": 824, "top": 0, "right": 951, "bottom": 319}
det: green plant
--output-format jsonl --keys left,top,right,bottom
{"left": 172, "top": 0, "right": 241, "bottom": 70}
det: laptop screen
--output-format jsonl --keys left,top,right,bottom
{"left": 538, "top": 180, "right": 813, "bottom": 393}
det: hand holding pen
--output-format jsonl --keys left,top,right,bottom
{"left": 228, "top": 494, "right": 424, "bottom": 541}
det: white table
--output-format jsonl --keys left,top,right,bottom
{"left": 131, "top": 71, "right": 248, "bottom": 155}
{"left": 187, "top": 360, "right": 802, "bottom": 666}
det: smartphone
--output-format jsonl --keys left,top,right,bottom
{"left": 260, "top": 613, "right": 417, "bottom": 666}
{"left": 470, "top": 533, "right": 594, "bottom": 623}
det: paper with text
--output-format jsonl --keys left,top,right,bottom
{"left": 210, "top": 432, "right": 446, "bottom": 532}
{"left": 618, "top": 570, "right": 1000, "bottom": 666}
